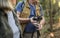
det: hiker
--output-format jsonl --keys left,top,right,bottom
{"left": 16, "top": 0, "right": 45, "bottom": 38}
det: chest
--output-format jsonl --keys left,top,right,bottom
{"left": 20, "top": 3, "right": 40, "bottom": 18}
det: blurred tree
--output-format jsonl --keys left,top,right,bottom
{"left": 40, "top": 0, "right": 60, "bottom": 38}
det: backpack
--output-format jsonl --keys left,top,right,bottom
{"left": 19, "top": 1, "right": 41, "bottom": 34}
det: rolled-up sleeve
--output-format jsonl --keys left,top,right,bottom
{"left": 16, "top": 2, "right": 23, "bottom": 12}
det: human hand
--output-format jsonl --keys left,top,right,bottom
{"left": 36, "top": 24, "right": 43, "bottom": 30}
{"left": 30, "top": 17, "right": 37, "bottom": 23}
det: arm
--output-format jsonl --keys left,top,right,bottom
{"left": 36, "top": 16, "right": 45, "bottom": 30}
{"left": 17, "top": 11, "right": 30, "bottom": 23}
{"left": 16, "top": 2, "right": 30, "bottom": 23}
{"left": 38, "top": 5, "right": 45, "bottom": 30}
{"left": 39, "top": 5, "right": 45, "bottom": 25}
{"left": 39, "top": 16, "right": 45, "bottom": 25}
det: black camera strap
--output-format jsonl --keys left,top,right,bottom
{"left": 37, "top": 30, "right": 40, "bottom": 38}
{"left": 31, "top": 30, "right": 40, "bottom": 38}
{"left": 31, "top": 30, "right": 34, "bottom": 38}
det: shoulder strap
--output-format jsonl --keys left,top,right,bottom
{"left": 20, "top": 2, "right": 30, "bottom": 18}
{"left": 35, "top": 4, "right": 41, "bottom": 16}
{"left": 20, "top": 1, "right": 25, "bottom": 12}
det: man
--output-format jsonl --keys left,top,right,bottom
{"left": 16, "top": 0, "right": 45, "bottom": 38}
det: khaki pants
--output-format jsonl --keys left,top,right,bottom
{"left": 23, "top": 32, "right": 40, "bottom": 38}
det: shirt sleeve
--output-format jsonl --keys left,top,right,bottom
{"left": 40, "top": 5, "right": 44, "bottom": 16}
{"left": 15, "top": 2, "right": 23, "bottom": 13}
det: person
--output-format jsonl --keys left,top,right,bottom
{"left": 16, "top": 0, "right": 45, "bottom": 38}
{"left": 10, "top": 0, "right": 17, "bottom": 7}
{"left": 0, "top": 0, "right": 21, "bottom": 38}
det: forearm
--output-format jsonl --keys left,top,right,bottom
{"left": 18, "top": 17, "right": 30, "bottom": 23}
{"left": 17, "top": 12, "right": 30, "bottom": 23}
{"left": 18, "top": 17, "right": 30, "bottom": 21}
{"left": 39, "top": 16, "right": 45, "bottom": 25}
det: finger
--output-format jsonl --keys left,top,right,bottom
{"left": 36, "top": 27, "right": 41, "bottom": 30}
{"left": 37, "top": 25, "right": 42, "bottom": 30}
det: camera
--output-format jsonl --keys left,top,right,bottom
{"left": 32, "top": 16, "right": 42, "bottom": 29}
{"left": 33, "top": 16, "right": 42, "bottom": 21}
{"left": 32, "top": 16, "right": 42, "bottom": 38}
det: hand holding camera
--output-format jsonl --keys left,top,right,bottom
{"left": 30, "top": 16, "right": 42, "bottom": 30}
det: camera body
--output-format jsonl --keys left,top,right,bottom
{"left": 32, "top": 16, "right": 42, "bottom": 37}
{"left": 32, "top": 16, "right": 42, "bottom": 30}
{"left": 33, "top": 16, "right": 42, "bottom": 21}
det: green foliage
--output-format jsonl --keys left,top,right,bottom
{"left": 40, "top": 0, "right": 59, "bottom": 34}
{"left": 18, "top": 0, "right": 22, "bottom": 1}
